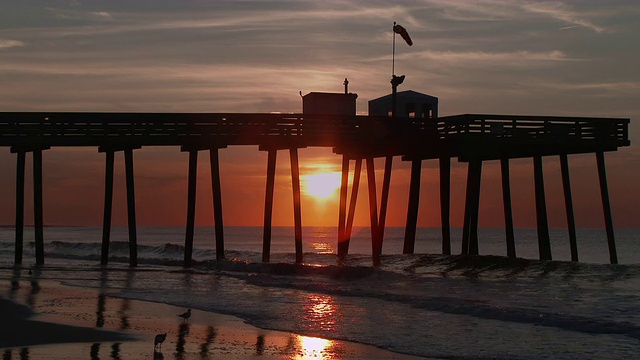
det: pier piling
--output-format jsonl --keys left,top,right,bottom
{"left": 533, "top": 156, "right": 552, "bottom": 261}
{"left": 338, "top": 156, "right": 349, "bottom": 260}
{"left": 596, "top": 151, "right": 618, "bottom": 264}
{"left": 439, "top": 157, "right": 451, "bottom": 255}
{"left": 33, "top": 149, "right": 44, "bottom": 265}
{"left": 500, "top": 158, "right": 516, "bottom": 258}
{"left": 14, "top": 150, "right": 26, "bottom": 264}
{"left": 403, "top": 159, "right": 421, "bottom": 254}
{"left": 560, "top": 154, "right": 578, "bottom": 262}
{"left": 184, "top": 149, "right": 198, "bottom": 268}
{"left": 124, "top": 148, "right": 138, "bottom": 267}
{"left": 262, "top": 149, "right": 277, "bottom": 263}
{"left": 290, "top": 148, "right": 303, "bottom": 264}
{"left": 100, "top": 150, "right": 114, "bottom": 265}
{"left": 343, "top": 159, "right": 362, "bottom": 257}
{"left": 210, "top": 147, "right": 225, "bottom": 261}
{"left": 366, "top": 158, "right": 381, "bottom": 266}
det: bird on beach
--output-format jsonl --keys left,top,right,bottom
{"left": 154, "top": 333, "right": 167, "bottom": 350}
{"left": 178, "top": 309, "right": 191, "bottom": 323}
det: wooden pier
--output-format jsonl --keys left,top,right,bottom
{"left": 0, "top": 111, "right": 629, "bottom": 266}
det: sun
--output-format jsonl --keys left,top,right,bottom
{"left": 302, "top": 172, "right": 342, "bottom": 199}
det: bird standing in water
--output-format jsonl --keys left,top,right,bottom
{"left": 154, "top": 333, "right": 167, "bottom": 350}
{"left": 178, "top": 309, "right": 191, "bottom": 323}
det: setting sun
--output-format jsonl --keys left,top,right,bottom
{"left": 302, "top": 172, "right": 342, "bottom": 199}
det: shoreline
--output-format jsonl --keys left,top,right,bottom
{"left": 1, "top": 273, "right": 428, "bottom": 359}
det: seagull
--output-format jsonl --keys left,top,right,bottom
{"left": 154, "top": 333, "right": 167, "bottom": 350}
{"left": 178, "top": 309, "right": 191, "bottom": 323}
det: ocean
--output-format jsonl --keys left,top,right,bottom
{"left": 1, "top": 226, "right": 640, "bottom": 359}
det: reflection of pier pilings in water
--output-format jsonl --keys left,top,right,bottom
{"left": 175, "top": 323, "right": 190, "bottom": 360}
{"left": 96, "top": 293, "right": 106, "bottom": 328}
{"left": 255, "top": 334, "right": 265, "bottom": 356}
{"left": 26, "top": 268, "right": 41, "bottom": 310}
{"left": 110, "top": 343, "right": 121, "bottom": 360}
{"left": 9, "top": 267, "right": 20, "bottom": 301}
{"left": 199, "top": 326, "right": 216, "bottom": 358}
{"left": 90, "top": 343, "right": 100, "bottom": 360}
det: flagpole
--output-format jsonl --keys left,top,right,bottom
{"left": 392, "top": 21, "right": 396, "bottom": 78}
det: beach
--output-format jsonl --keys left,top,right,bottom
{"left": 1, "top": 268, "right": 425, "bottom": 359}
{"left": 1, "top": 226, "right": 640, "bottom": 359}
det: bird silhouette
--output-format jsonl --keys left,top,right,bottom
{"left": 154, "top": 333, "right": 167, "bottom": 350}
{"left": 178, "top": 309, "right": 191, "bottom": 323}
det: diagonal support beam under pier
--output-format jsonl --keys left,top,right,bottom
{"left": 596, "top": 151, "right": 618, "bottom": 264}
{"left": 560, "top": 154, "right": 578, "bottom": 262}
{"left": 341, "top": 159, "right": 362, "bottom": 259}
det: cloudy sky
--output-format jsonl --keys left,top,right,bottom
{"left": 0, "top": 0, "right": 638, "bottom": 230}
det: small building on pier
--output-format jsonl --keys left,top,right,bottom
{"left": 302, "top": 92, "right": 358, "bottom": 116}
{"left": 369, "top": 90, "right": 438, "bottom": 119}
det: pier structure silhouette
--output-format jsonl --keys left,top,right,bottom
{"left": 0, "top": 89, "right": 630, "bottom": 267}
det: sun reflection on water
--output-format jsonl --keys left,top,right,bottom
{"left": 303, "top": 293, "right": 339, "bottom": 332}
{"left": 294, "top": 335, "right": 334, "bottom": 359}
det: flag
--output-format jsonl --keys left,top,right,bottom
{"left": 393, "top": 24, "right": 413, "bottom": 46}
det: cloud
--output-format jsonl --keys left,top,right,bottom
{"left": 522, "top": 2, "right": 608, "bottom": 33}
{"left": 0, "top": 39, "right": 25, "bottom": 50}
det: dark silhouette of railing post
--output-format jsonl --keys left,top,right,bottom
{"left": 183, "top": 149, "right": 198, "bottom": 268}
{"left": 100, "top": 149, "right": 115, "bottom": 265}
{"left": 210, "top": 147, "right": 225, "bottom": 261}
{"left": 533, "top": 155, "right": 552, "bottom": 261}
{"left": 501, "top": 157, "right": 516, "bottom": 258}
{"left": 559, "top": 154, "right": 578, "bottom": 262}
{"left": 262, "top": 149, "right": 277, "bottom": 262}
{"left": 439, "top": 157, "right": 451, "bottom": 255}
{"left": 290, "top": 148, "right": 303, "bottom": 264}
{"left": 13, "top": 149, "right": 26, "bottom": 264}
{"left": 596, "top": 151, "right": 618, "bottom": 264}
{"left": 124, "top": 148, "right": 138, "bottom": 267}
{"left": 403, "top": 159, "right": 421, "bottom": 254}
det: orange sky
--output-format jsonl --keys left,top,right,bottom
{"left": 0, "top": 145, "right": 635, "bottom": 229}
{"left": 0, "top": 1, "right": 638, "bottom": 229}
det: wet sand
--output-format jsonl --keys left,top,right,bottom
{"left": 1, "top": 274, "right": 427, "bottom": 359}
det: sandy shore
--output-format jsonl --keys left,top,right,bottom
{"left": 0, "top": 270, "right": 426, "bottom": 359}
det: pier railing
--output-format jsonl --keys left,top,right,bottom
{"left": 0, "top": 112, "right": 629, "bottom": 155}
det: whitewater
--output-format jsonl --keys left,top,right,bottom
{"left": 1, "top": 226, "right": 639, "bottom": 359}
